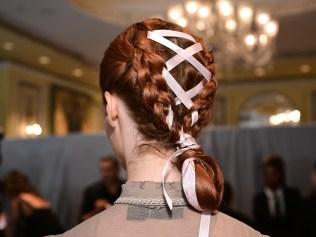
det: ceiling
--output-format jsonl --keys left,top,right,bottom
{"left": 72, "top": 0, "right": 316, "bottom": 24}
{"left": 0, "top": 0, "right": 316, "bottom": 78}
{"left": 0, "top": 25, "right": 100, "bottom": 89}
{"left": 72, "top": 0, "right": 316, "bottom": 59}
{"left": 0, "top": 0, "right": 123, "bottom": 65}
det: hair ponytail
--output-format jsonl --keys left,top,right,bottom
{"left": 175, "top": 148, "right": 224, "bottom": 213}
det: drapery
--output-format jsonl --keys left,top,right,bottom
{"left": 1, "top": 125, "right": 315, "bottom": 228}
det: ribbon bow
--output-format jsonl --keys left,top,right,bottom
{"left": 162, "top": 130, "right": 201, "bottom": 210}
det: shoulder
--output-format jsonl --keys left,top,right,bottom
{"left": 49, "top": 205, "right": 126, "bottom": 237}
{"left": 212, "top": 212, "right": 268, "bottom": 237}
{"left": 53, "top": 213, "right": 99, "bottom": 237}
{"left": 50, "top": 207, "right": 268, "bottom": 237}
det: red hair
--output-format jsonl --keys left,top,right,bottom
{"left": 100, "top": 18, "right": 223, "bottom": 212}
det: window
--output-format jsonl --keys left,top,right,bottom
{"left": 239, "top": 91, "right": 300, "bottom": 127}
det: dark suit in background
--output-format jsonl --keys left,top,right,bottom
{"left": 296, "top": 192, "right": 316, "bottom": 237}
{"left": 79, "top": 157, "right": 122, "bottom": 222}
{"left": 296, "top": 163, "right": 316, "bottom": 237}
{"left": 254, "top": 155, "right": 302, "bottom": 237}
{"left": 253, "top": 187, "right": 301, "bottom": 237}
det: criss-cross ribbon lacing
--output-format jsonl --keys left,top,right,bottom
{"left": 147, "top": 29, "right": 212, "bottom": 237}
{"left": 147, "top": 29, "right": 211, "bottom": 129}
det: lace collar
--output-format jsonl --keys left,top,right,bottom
{"left": 115, "top": 181, "right": 187, "bottom": 207}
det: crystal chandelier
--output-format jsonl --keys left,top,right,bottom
{"left": 167, "top": 1, "right": 279, "bottom": 71}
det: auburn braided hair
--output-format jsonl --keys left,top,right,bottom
{"left": 100, "top": 18, "right": 224, "bottom": 212}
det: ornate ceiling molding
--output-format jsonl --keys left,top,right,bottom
{"left": 71, "top": 0, "right": 316, "bottom": 26}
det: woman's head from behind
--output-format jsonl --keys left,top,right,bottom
{"left": 100, "top": 18, "right": 223, "bottom": 213}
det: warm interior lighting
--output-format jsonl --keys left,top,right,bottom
{"left": 238, "top": 6, "right": 253, "bottom": 22}
{"left": 196, "top": 21, "right": 206, "bottom": 31}
{"left": 38, "top": 56, "right": 51, "bottom": 65}
{"left": 185, "top": 1, "right": 200, "bottom": 14}
{"left": 72, "top": 68, "right": 83, "bottom": 77}
{"left": 264, "top": 20, "right": 279, "bottom": 37}
{"left": 168, "top": 5, "right": 183, "bottom": 21}
{"left": 225, "top": 19, "right": 237, "bottom": 32}
{"left": 177, "top": 17, "right": 188, "bottom": 27}
{"left": 269, "top": 110, "right": 301, "bottom": 126}
{"left": 198, "top": 5, "right": 210, "bottom": 18}
{"left": 25, "top": 123, "right": 43, "bottom": 136}
{"left": 167, "top": 1, "right": 279, "bottom": 67}
{"left": 257, "top": 12, "right": 270, "bottom": 25}
{"left": 2, "top": 41, "right": 15, "bottom": 51}
{"left": 300, "top": 64, "right": 311, "bottom": 73}
{"left": 259, "top": 34, "right": 269, "bottom": 46}
{"left": 254, "top": 67, "right": 266, "bottom": 77}
{"left": 218, "top": 0, "right": 233, "bottom": 17}
{"left": 244, "top": 34, "right": 256, "bottom": 47}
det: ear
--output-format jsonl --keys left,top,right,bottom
{"left": 104, "top": 91, "right": 118, "bottom": 128}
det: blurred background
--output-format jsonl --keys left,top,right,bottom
{"left": 1, "top": 0, "right": 316, "bottom": 135}
{"left": 0, "top": 0, "right": 315, "bottom": 236}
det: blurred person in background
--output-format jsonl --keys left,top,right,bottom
{"left": 0, "top": 180, "right": 6, "bottom": 237}
{"left": 0, "top": 130, "right": 5, "bottom": 236}
{"left": 80, "top": 156, "right": 122, "bottom": 221}
{"left": 220, "top": 182, "right": 253, "bottom": 227}
{"left": 0, "top": 127, "right": 4, "bottom": 165}
{"left": 253, "top": 155, "right": 302, "bottom": 237}
{"left": 3, "top": 170, "right": 63, "bottom": 237}
{"left": 296, "top": 162, "right": 316, "bottom": 237}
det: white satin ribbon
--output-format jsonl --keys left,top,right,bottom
{"left": 182, "top": 158, "right": 202, "bottom": 211}
{"left": 199, "top": 213, "right": 211, "bottom": 237}
{"left": 149, "top": 29, "right": 196, "bottom": 42}
{"left": 162, "top": 68, "right": 193, "bottom": 109}
{"left": 166, "top": 105, "right": 174, "bottom": 129}
{"left": 191, "top": 111, "right": 199, "bottom": 126}
{"left": 162, "top": 130, "right": 200, "bottom": 210}
{"left": 161, "top": 131, "right": 212, "bottom": 237}
{"left": 147, "top": 29, "right": 213, "bottom": 129}
{"left": 162, "top": 145, "right": 196, "bottom": 210}
{"left": 148, "top": 30, "right": 213, "bottom": 236}
{"left": 147, "top": 30, "right": 211, "bottom": 80}
{"left": 166, "top": 43, "right": 203, "bottom": 71}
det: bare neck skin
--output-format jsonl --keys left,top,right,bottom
{"left": 103, "top": 92, "right": 181, "bottom": 183}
